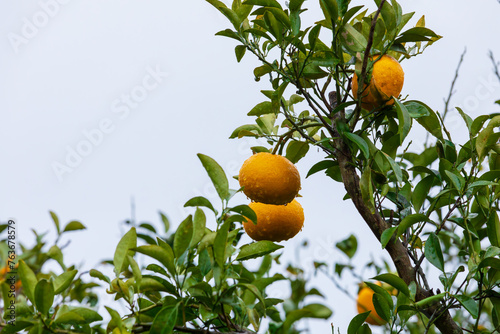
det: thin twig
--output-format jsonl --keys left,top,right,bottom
{"left": 443, "top": 48, "right": 466, "bottom": 119}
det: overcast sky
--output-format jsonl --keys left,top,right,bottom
{"left": 2, "top": 0, "right": 500, "bottom": 333}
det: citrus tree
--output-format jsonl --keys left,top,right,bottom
{"left": 2, "top": 0, "right": 500, "bottom": 333}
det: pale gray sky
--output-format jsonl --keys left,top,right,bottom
{"left": 1, "top": 0, "right": 500, "bottom": 333}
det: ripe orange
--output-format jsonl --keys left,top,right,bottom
{"left": 0, "top": 263, "right": 21, "bottom": 291}
{"left": 239, "top": 152, "right": 301, "bottom": 205}
{"left": 356, "top": 282, "right": 386, "bottom": 326}
{"left": 243, "top": 200, "right": 304, "bottom": 242}
{"left": 352, "top": 54, "right": 404, "bottom": 110}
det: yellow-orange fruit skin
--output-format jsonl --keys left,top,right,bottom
{"left": 239, "top": 152, "right": 301, "bottom": 205}
{"left": 243, "top": 200, "right": 304, "bottom": 242}
{"left": 352, "top": 54, "right": 404, "bottom": 110}
{"left": 356, "top": 283, "right": 387, "bottom": 326}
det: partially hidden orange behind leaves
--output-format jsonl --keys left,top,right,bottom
{"left": 352, "top": 54, "right": 404, "bottom": 110}
{"left": 356, "top": 282, "right": 387, "bottom": 326}
{"left": 239, "top": 152, "right": 301, "bottom": 205}
{"left": 243, "top": 200, "right": 304, "bottom": 242}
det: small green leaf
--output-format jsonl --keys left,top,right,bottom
{"left": 381, "top": 152, "right": 403, "bottom": 183}
{"left": 397, "top": 214, "right": 432, "bottom": 238}
{"left": 113, "top": 227, "right": 137, "bottom": 276}
{"left": 286, "top": 141, "right": 309, "bottom": 163}
{"left": 348, "top": 312, "right": 370, "bottom": 334}
{"left": 243, "top": 0, "right": 282, "bottom": 8}
{"left": 235, "top": 45, "right": 246, "bottom": 62}
{"left": 197, "top": 153, "right": 230, "bottom": 201}
{"left": 454, "top": 294, "right": 478, "bottom": 319}
{"left": 159, "top": 211, "right": 170, "bottom": 233}
{"left": 320, "top": 0, "right": 339, "bottom": 22}
{"left": 341, "top": 23, "right": 367, "bottom": 52}
{"left": 372, "top": 273, "right": 410, "bottom": 297}
{"left": 214, "top": 220, "right": 231, "bottom": 267}
{"left": 344, "top": 132, "right": 369, "bottom": 159}
{"left": 487, "top": 212, "right": 500, "bottom": 248}
{"left": 173, "top": 215, "right": 194, "bottom": 258}
{"left": 184, "top": 196, "right": 217, "bottom": 214}
{"left": 134, "top": 245, "right": 176, "bottom": 276}
{"left": 50, "top": 211, "right": 60, "bottom": 234}
{"left": 237, "top": 241, "right": 284, "bottom": 261}
{"left": 372, "top": 293, "right": 391, "bottom": 322}
{"left": 18, "top": 260, "right": 37, "bottom": 304}
{"left": 394, "top": 99, "right": 412, "bottom": 144}
{"left": 412, "top": 175, "right": 434, "bottom": 213}
{"left": 336, "top": 234, "right": 358, "bottom": 259}
{"left": 306, "top": 160, "right": 336, "bottom": 178}
{"left": 89, "top": 269, "right": 110, "bottom": 283}
{"left": 308, "top": 25, "right": 321, "bottom": 50}
{"left": 229, "top": 205, "right": 257, "bottom": 224}
{"left": 191, "top": 208, "right": 207, "bottom": 247}
{"left": 248, "top": 101, "right": 274, "bottom": 116}
{"left": 62, "top": 221, "right": 86, "bottom": 232}
{"left": 381, "top": 226, "right": 397, "bottom": 249}
{"left": 404, "top": 100, "right": 430, "bottom": 118}
{"left": 53, "top": 269, "right": 78, "bottom": 294}
{"left": 425, "top": 233, "right": 444, "bottom": 272}
{"left": 35, "top": 279, "right": 54, "bottom": 315}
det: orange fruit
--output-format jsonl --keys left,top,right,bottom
{"left": 352, "top": 54, "right": 404, "bottom": 110}
{"left": 243, "top": 200, "right": 304, "bottom": 242}
{"left": 239, "top": 152, "right": 301, "bottom": 205}
{"left": 356, "top": 282, "right": 386, "bottom": 326}
{"left": 0, "top": 263, "right": 21, "bottom": 291}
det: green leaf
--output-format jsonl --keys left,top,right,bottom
{"left": 319, "top": 0, "right": 339, "bottom": 22}
{"left": 381, "top": 151, "right": 403, "bottom": 183}
{"left": 308, "top": 25, "right": 321, "bottom": 50}
{"left": 341, "top": 23, "right": 367, "bottom": 52}
{"left": 476, "top": 116, "right": 500, "bottom": 159}
{"left": 372, "top": 293, "right": 391, "bottom": 322}
{"left": 487, "top": 212, "right": 500, "bottom": 248}
{"left": 348, "top": 312, "right": 371, "bottom": 334}
{"left": 335, "top": 234, "right": 358, "bottom": 259}
{"left": 248, "top": 101, "right": 274, "bottom": 116}
{"left": 47, "top": 245, "right": 65, "bottom": 269}
{"left": 215, "top": 28, "right": 240, "bottom": 41}
{"left": 174, "top": 215, "right": 194, "bottom": 258}
{"left": 35, "top": 279, "right": 54, "bottom": 315}
{"left": 214, "top": 220, "right": 231, "bottom": 267}
{"left": 62, "top": 220, "right": 86, "bottom": 232}
{"left": 404, "top": 100, "right": 430, "bottom": 118}
{"left": 407, "top": 100, "right": 443, "bottom": 140}
{"left": 397, "top": 214, "right": 432, "bottom": 238}
{"left": 160, "top": 211, "right": 170, "bottom": 233}
{"left": 184, "top": 196, "right": 217, "bottom": 214}
{"left": 134, "top": 245, "right": 176, "bottom": 276}
{"left": 412, "top": 175, "right": 434, "bottom": 213}
{"left": 456, "top": 107, "right": 473, "bottom": 132}
{"left": 306, "top": 160, "right": 336, "bottom": 178}
{"left": 53, "top": 269, "right": 78, "bottom": 294}
{"left": 18, "top": 260, "right": 37, "bottom": 304}
{"left": 283, "top": 303, "right": 332, "bottom": 332}
{"left": 55, "top": 307, "right": 103, "bottom": 325}
{"left": 381, "top": 226, "right": 397, "bottom": 249}
{"left": 235, "top": 45, "right": 246, "bottom": 62}
{"left": 191, "top": 208, "right": 207, "bottom": 247}
{"left": 286, "top": 141, "right": 310, "bottom": 163}
{"left": 113, "top": 227, "right": 137, "bottom": 276}
{"left": 454, "top": 294, "right": 478, "bottom": 319}
{"left": 50, "top": 211, "right": 60, "bottom": 234}
{"left": 444, "top": 170, "right": 463, "bottom": 191}
{"left": 89, "top": 269, "right": 110, "bottom": 283}
{"left": 344, "top": 132, "right": 369, "bottom": 159}
{"left": 372, "top": 273, "right": 410, "bottom": 297}
{"left": 229, "top": 205, "right": 257, "bottom": 224}
{"left": 425, "top": 233, "right": 444, "bottom": 271}
{"left": 237, "top": 241, "right": 284, "bottom": 261}
{"left": 197, "top": 153, "right": 230, "bottom": 201}
{"left": 394, "top": 98, "right": 412, "bottom": 144}
{"left": 239, "top": 283, "right": 266, "bottom": 306}
{"left": 243, "top": 0, "right": 282, "bottom": 8}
